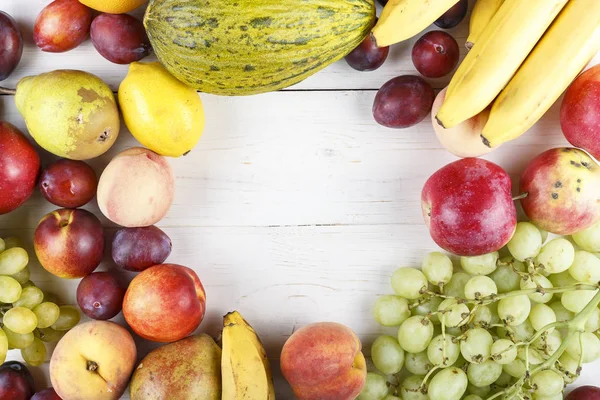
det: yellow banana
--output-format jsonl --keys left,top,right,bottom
{"left": 466, "top": 0, "right": 504, "bottom": 50}
{"left": 481, "top": 0, "right": 600, "bottom": 148}
{"left": 221, "top": 311, "right": 275, "bottom": 400}
{"left": 371, "top": 0, "right": 460, "bottom": 47}
{"left": 436, "top": 0, "right": 569, "bottom": 129}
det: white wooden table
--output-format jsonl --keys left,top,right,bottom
{"left": 2, "top": 1, "right": 599, "bottom": 398}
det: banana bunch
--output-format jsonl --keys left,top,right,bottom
{"left": 437, "top": 0, "right": 600, "bottom": 148}
{"left": 222, "top": 311, "right": 276, "bottom": 400}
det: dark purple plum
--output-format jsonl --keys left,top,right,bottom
{"left": 434, "top": 0, "right": 469, "bottom": 29}
{"left": 345, "top": 30, "right": 389, "bottom": 72}
{"left": 412, "top": 31, "right": 459, "bottom": 78}
{"left": 111, "top": 225, "right": 172, "bottom": 272}
{"left": 32, "top": 388, "right": 62, "bottom": 400}
{"left": 0, "top": 361, "right": 35, "bottom": 400}
{"left": 39, "top": 159, "right": 97, "bottom": 208}
{"left": 91, "top": 13, "right": 151, "bottom": 64}
{"left": 76, "top": 272, "right": 125, "bottom": 320}
{"left": 0, "top": 11, "right": 23, "bottom": 81}
{"left": 373, "top": 75, "right": 434, "bottom": 129}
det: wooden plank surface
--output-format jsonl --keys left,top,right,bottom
{"left": 2, "top": 0, "right": 600, "bottom": 398}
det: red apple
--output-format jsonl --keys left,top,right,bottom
{"left": 520, "top": 147, "right": 600, "bottom": 235}
{"left": 0, "top": 122, "right": 40, "bottom": 214}
{"left": 34, "top": 0, "right": 92, "bottom": 53}
{"left": 566, "top": 386, "right": 600, "bottom": 400}
{"left": 34, "top": 208, "right": 104, "bottom": 278}
{"left": 421, "top": 158, "right": 517, "bottom": 256}
{"left": 561, "top": 65, "right": 600, "bottom": 160}
{"left": 123, "top": 264, "right": 206, "bottom": 343}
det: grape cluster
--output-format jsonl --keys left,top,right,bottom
{"left": 363, "top": 221, "right": 600, "bottom": 400}
{"left": 0, "top": 237, "right": 80, "bottom": 366}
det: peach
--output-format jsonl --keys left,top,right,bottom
{"left": 123, "top": 264, "right": 206, "bottom": 343}
{"left": 97, "top": 147, "right": 174, "bottom": 227}
{"left": 520, "top": 147, "right": 600, "bottom": 235}
{"left": 432, "top": 87, "right": 494, "bottom": 158}
{"left": 280, "top": 322, "right": 366, "bottom": 400}
{"left": 50, "top": 321, "right": 136, "bottom": 400}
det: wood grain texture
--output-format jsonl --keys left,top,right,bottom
{"left": 1, "top": 0, "right": 600, "bottom": 398}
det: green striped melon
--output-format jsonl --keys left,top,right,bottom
{"left": 144, "top": 0, "right": 376, "bottom": 96}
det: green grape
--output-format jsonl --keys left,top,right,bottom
{"left": 533, "top": 330, "right": 562, "bottom": 357}
{"left": 490, "top": 257, "right": 524, "bottom": 294}
{"left": 548, "top": 271, "right": 578, "bottom": 300}
{"left": 517, "top": 346, "right": 543, "bottom": 365}
{"left": 566, "top": 331, "right": 600, "bottom": 363}
{"left": 373, "top": 295, "right": 411, "bottom": 327}
{"left": 467, "top": 383, "right": 490, "bottom": 397}
{"left": 427, "top": 334, "right": 459, "bottom": 366}
{"left": 572, "top": 221, "right": 600, "bottom": 252}
{"left": 391, "top": 268, "right": 428, "bottom": 300}
{"left": 42, "top": 291, "right": 59, "bottom": 304}
{"left": 535, "top": 238, "right": 574, "bottom": 274}
{"left": 520, "top": 274, "right": 553, "bottom": 304}
{"left": 397, "top": 316, "right": 434, "bottom": 353}
{"left": 558, "top": 352, "right": 580, "bottom": 384}
{"left": 585, "top": 307, "right": 600, "bottom": 332}
{"left": 503, "top": 359, "right": 526, "bottom": 378}
{"left": 21, "top": 337, "right": 46, "bottom": 367}
{"left": 37, "top": 327, "right": 66, "bottom": 343}
{"left": 467, "top": 360, "right": 502, "bottom": 387}
{"left": 460, "top": 328, "right": 493, "bottom": 364}
{"left": 463, "top": 396, "right": 482, "bottom": 400}
{"left": 568, "top": 250, "right": 600, "bottom": 283}
{"left": 405, "top": 351, "right": 433, "bottom": 375}
{"left": 549, "top": 301, "right": 574, "bottom": 322}
{"left": 472, "top": 306, "right": 493, "bottom": 327}
{"left": 2, "top": 237, "right": 23, "bottom": 250}
{"left": 562, "top": 289, "right": 598, "bottom": 313}
{"left": 33, "top": 302, "right": 60, "bottom": 329}
{"left": 357, "top": 372, "right": 388, "bottom": 400}
{"left": 533, "top": 394, "right": 563, "bottom": 400}
{"left": 507, "top": 222, "right": 543, "bottom": 261}
{"left": 10, "top": 266, "right": 30, "bottom": 285}
{"left": 460, "top": 252, "right": 498, "bottom": 276}
{"left": 383, "top": 396, "right": 400, "bottom": 400}
{"left": 529, "top": 303, "right": 557, "bottom": 332}
{"left": 372, "top": 335, "right": 404, "bottom": 374}
{"left": 464, "top": 276, "right": 497, "bottom": 300}
{"left": 530, "top": 370, "right": 564, "bottom": 397}
{"left": 0, "top": 237, "right": 4, "bottom": 253}
{"left": 13, "top": 286, "right": 44, "bottom": 309}
{"left": 488, "top": 302, "right": 500, "bottom": 325}
{"left": 0, "top": 328, "right": 7, "bottom": 364}
{"left": 3, "top": 306, "right": 38, "bottom": 334}
{"left": 439, "top": 299, "right": 470, "bottom": 328}
{"left": 2, "top": 326, "right": 34, "bottom": 349}
{"left": 443, "top": 272, "right": 472, "bottom": 299}
{"left": 51, "top": 305, "right": 81, "bottom": 331}
{"left": 498, "top": 295, "right": 531, "bottom": 326}
{"left": 0, "top": 276, "right": 22, "bottom": 303}
{"left": 422, "top": 252, "right": 453, "bottom": 286}
{"left": 491, "top": 339, "right": 517, "bottom": 365}
{"left": 413, "top": 296, "right": 442, "bottom": 324}
{"left": 538, "top": 228, "right": 548, "bottom": 243}
{"left": 400, "top": 375, "right": 428, "bottom": 400}
{"left": 428, "top": 367, "right": 468, "bottom": 400}
{"left": 494, "top": 371, "right": 515, "bottom": 387}
{"left": 497, "top": 321, "right": 535, "bottom": 342}
{"left": 0, "top": 247, "right": 28, "bottom": 275}
{"left": 20, "top": 280, "right": 35, "bottom": 288}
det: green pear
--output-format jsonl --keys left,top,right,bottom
{"left": 130, "top": 334, "right": 221, "bottom": 400}
{"left": 14, "top": 70, "right": 119, "bottom": 160}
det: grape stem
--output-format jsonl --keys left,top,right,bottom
{"left": 0, "top": 87, "right": 16, "bottom": 95}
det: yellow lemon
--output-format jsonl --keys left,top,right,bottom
{"left": 118, "top": 62, "right": 205, "bottom": 157}
{"left": 79, "top": 0, "right": 147, "bottom": 14}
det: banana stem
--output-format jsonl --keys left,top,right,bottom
{"left": 0, "top": 86, "right": 16, "bottom": 95}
